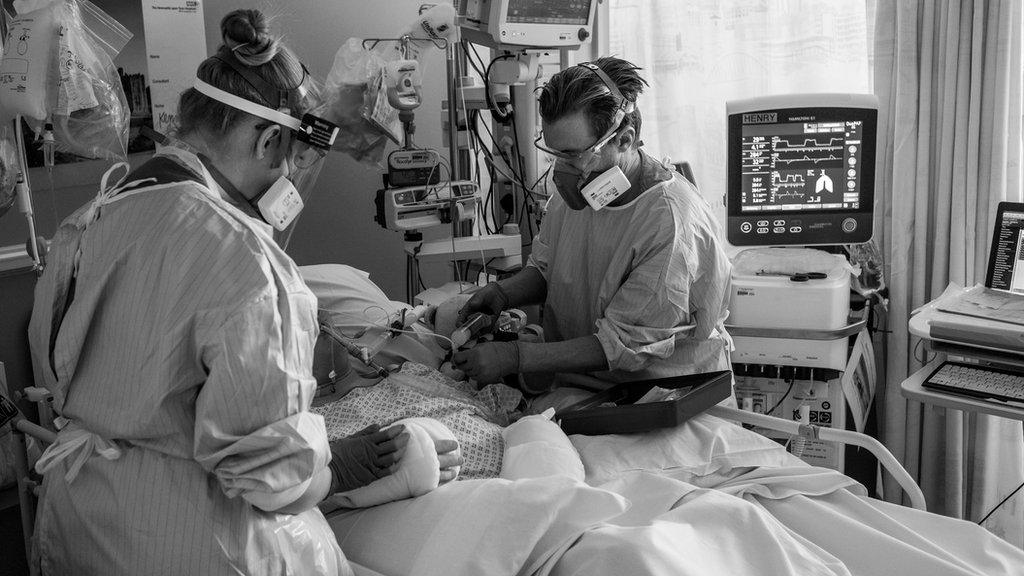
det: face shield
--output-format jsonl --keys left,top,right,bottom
{"left": 193, "top": 48, "right": 339, "bottom": 236}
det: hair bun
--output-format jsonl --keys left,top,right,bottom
{"left": 221, "top": 9, "right": 279, "bottom": 67}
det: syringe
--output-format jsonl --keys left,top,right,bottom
{"left": 451, "top": 312, "right": 494, "bottom": 349}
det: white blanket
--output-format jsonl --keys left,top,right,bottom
{"left": 327, "top": 413, "right": 1024, "bottom": 576}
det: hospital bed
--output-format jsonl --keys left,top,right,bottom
{"left": 8, "top": 264, "right": 1023, "bottom": 575}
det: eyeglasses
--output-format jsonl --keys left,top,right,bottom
{"left": 533, "top": 123, "right": 621, "bottom": 163}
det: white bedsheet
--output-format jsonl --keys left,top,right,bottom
{"left": 327, "top": 414, "right": 1024, "bottom": 576}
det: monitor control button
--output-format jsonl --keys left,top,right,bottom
{"left": 757, "top": 220, "right": 769, "bottom": 227}
{"left": 790, "top": 226, "right": 802, "bottom": 233}
{"left": 842, "top": 218, "right": 858, "bottom": 233}
{"left": 773, "top": 219, "right": 785, "bottom": 226}
{"left": 757, "top": 227, "right": 769, "bottom": 234}
{"left": 578, "top": 28, "right": 591, "bottom": 42}
{"left": 773, "top": 227, "right": 785, "bottom": 233}
{"left": 740, "top": 222, "right": 753, "bottom": 233}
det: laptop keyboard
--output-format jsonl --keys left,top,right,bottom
{"left": 923, "top": 361, "right": 1024, "bottom": 403}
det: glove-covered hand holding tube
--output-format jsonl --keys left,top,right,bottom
{"left": 457, "top": 282, "right": 510, "bottom": 326}
{"left": 328, "top": 424, "right": 408, "bottom": 493}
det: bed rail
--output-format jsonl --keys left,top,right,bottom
{"left": 706, "top": 405, "right": 927, "bottom": 511}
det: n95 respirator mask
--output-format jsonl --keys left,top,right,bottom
{"left": 257, "top": 175, "right": 305, "bottom": 231}
{"left": 552, "top": 163, "right": 631, "bottom": 211}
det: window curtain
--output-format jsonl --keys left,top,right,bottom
{"left": 607, "top": 0, "right": 874, "bottom": 220}
{"left": 873, "top": 0, "right": 1023, "bottom": 546}
{"left": 607, "top": 0, "right": 1024, "bottom": 547}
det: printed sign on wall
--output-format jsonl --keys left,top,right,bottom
{"left": 142, "top": 0, "right": 207, "bottom": 136}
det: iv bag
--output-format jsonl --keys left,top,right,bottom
{"left": 0, "top": 0, "right": 62, "bottom": 123}
{"left": 50, "top": 0, "right": 131, "bottom": 162}
{"left": 319, "top": 4, "right": 458, "bottom": 169}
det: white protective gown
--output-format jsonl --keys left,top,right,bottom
{"left": 530, "top": 151, "right": 733, "bottom": 383}
{"left": 27, "top": 147, "right": 351, "bottom": 576}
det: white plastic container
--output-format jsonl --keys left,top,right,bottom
{"left": 728, "top": 249, "right": 852, "bottom": 370}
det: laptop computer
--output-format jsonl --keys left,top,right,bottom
{"left": 936, "top": 202, "right": 1024, "bottom": 327}
{"left": 983, "top": 202, "right": 1024, "bottom": 294}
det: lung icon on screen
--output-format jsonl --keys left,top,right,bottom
{"left": 815, "top": 170, "right": 834, "bottom": 195}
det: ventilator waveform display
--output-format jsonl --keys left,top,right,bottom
{"left": 740, "top": 120, "right": 864, "bottom": 213}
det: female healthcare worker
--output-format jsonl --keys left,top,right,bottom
{"left": 454, "top": 57, "right": 733, "bottom": 399}
{"left": 27, "top": 9, "right": 458, "bottom": 575}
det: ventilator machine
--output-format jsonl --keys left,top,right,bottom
{"left": 723, "top": 94, "right": 882, "bottom": 471}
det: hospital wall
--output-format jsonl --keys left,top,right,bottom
{"left": 0, "top": 0, "right": 456, "bottom": 298}
{"left": 199, "top": 0, "right": 458, "bottom": 296}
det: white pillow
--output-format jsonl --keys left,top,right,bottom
{"left": 501, "top": 408, "right": 585, "bottom": 481}
{"left": 326, "top": 417, "right": 460, "bottom": 509}
{"left": 327, "top": 476, "right": 628, "bottom": 576}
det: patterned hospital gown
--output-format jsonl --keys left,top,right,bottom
{"left": 313, "top": 363, "right": 524, "bottom": 479}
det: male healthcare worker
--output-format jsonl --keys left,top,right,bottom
{"left": 27, "top": 9, "right": 457, "bottom": 575}
{"left": 454, "top": 57, "right": 733, "bottom": 395}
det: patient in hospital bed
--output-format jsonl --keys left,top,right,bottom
{"left": 303, "top": 264, "right": 1024, "bottom": 576}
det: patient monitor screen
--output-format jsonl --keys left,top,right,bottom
{"left": 506, "top": 0, "right": 591, "bottom": 24}
{"left": 739, "top": 118, "right": 865, "bottom": 213}
{"left": 987, "top": 208, "right": 1024, "bottom": 293}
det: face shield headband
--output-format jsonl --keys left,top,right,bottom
{"left": 192, "top": 78, "right": 338, "bottom": 163}
{"left": 192, "top": 73, "right": 336, "bottom": 244}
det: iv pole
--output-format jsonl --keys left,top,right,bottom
{"left": 13, "top": 116, "right": 42, "bottom": 273}
{"left": 0, "top": 5, "right": 43, "bottom": 273}
{"left": 445, "top": 40, "right": 462, "bottom": 258}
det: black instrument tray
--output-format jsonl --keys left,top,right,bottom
{"left": 555, "top": 370, "right": 733, "bottom": 435}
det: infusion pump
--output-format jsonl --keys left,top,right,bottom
{"left": 374, "top": 180, "right": 480, "bottom": 231}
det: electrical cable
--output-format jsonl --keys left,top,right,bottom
{"left": 484, "top": 53, "right": 517, "bottom": 122}
{"left": 467, "top": 110, "right": 487, "bottom": 235}
{"left": 977, "top": 479, "right": 1024, "bottom": 526}
{"left": 509, "top": 109, "right": 529, "bottom": 189}
{"left": 463, "top": 41, "right": 487, "bottom": 79}
{"left": 913, "top": 338, "right": 932, "bottom": 365}
{"left": 477, "top": 119, "right": 534, "bottom": 190}
{"left": 766, "top": 379, "right": 795, "bottom": 417}
{"left": 469, "top": 110, "right": 498, "bottom": 235}
{"left": 509, "top": 108, "right": 533, "bottom": 232}
{"left": 466, "top": 43, "right": 489, "bottom": 79}
{"left": 468, "top": 107, "right": 512, "bottom": 233}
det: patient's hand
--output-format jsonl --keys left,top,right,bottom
{"left": 328, "top": 424, "right": 410, "bottom": 493}
{"left": 436, "top": 439, "right": 463, "bottom": 484}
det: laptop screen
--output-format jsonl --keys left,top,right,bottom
{"left": 986, "top": 203, "right": 1024, "bottom": 293}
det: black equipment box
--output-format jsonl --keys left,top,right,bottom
{"left": 555, "top": 370, "right": 733, "bottom": 435}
